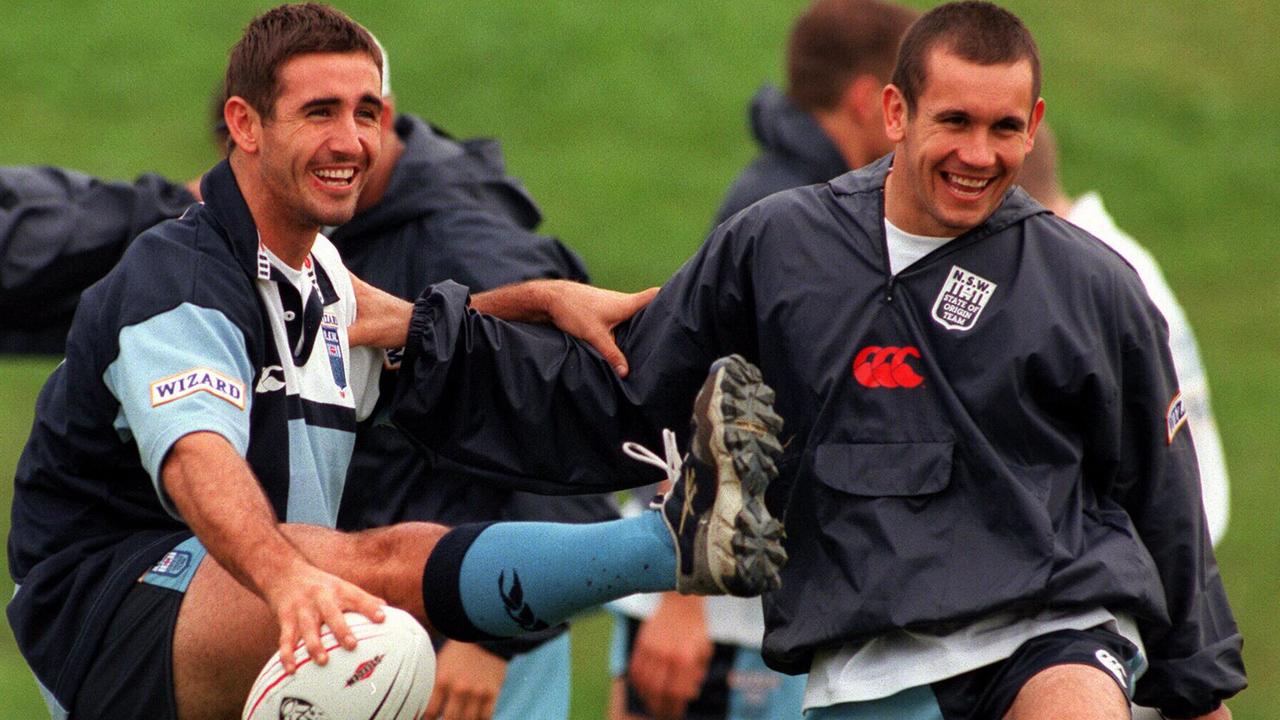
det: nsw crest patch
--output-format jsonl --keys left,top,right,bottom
{"left": 932, "top": 265, "right": 997, "bottom": 332}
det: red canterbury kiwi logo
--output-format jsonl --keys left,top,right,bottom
{"left": 853, "top": 346, "right": 924, "bottom": 388}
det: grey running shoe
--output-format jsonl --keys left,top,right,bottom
{"left": 659, "top": 355, "right": 786, "bottom": 596}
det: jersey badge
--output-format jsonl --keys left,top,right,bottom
{"left": 149, "top": 550, "right": 192, "bottom": 578}
{"left": 932, "top": 265, "right": 997, "bottom": 332}
{"left": 150, "top": 367, "right": 245, "bottom": 410}
{"left": 322, "top": 322, "right": 348, "bottom": 394}
{"left": 1166, "top": 392, "right": 1188, "bottom": 444}
{"left": 256, "top": 365, "right": 286, "bottom": 394}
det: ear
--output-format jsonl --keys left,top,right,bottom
{"left": 882, "top": 84, "right": 908, "bottom": 143}
{"left": 1024, "top": 97, "right": 1046, "bottom": 152}
{"left": 380, "top": 96, "right": 396, "bottom": 134}
{"left": 224, "top": 96, "right": 262, "bottom": 154}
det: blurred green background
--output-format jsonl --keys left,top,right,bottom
{"left": 2, "top": 1, "right": 1277, "bottom": 717}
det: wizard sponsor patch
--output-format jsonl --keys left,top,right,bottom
{"left": 150, "top": 367, "right": 245, "bottom": 410}
{"left": 932, "top": 265, "right": 997, "bottom": 332}
{"left": 1166, "top": 392, "right": 1188, "bottom": 444}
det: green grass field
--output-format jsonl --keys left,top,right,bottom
{"left": 2, "top": 1, "right": 1278, "bottom": 717}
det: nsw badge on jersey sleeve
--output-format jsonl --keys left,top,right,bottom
{"left": 322, "top": 321, "right": 348, "bottom": 393}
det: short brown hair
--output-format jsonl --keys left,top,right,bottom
{"left": 890, "top": 1, "right": 1041, "bottom": 114}
{"left": 224, "top": 3, "right": 381, "bottom": 119}
{"left": 786, "top": 0, "right": 919, "bottom": 113}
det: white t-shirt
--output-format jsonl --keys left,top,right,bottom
{"left": 804, "top": 608, "right": 1143, "bottom": 708}
{"left": 884, "top": 218, "right": 953, "bottom": 275}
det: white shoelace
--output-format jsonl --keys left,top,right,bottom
{"left": 622, "top": 427, "right": 682, "bottom": 487}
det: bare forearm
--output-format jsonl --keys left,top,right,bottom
{"left": 469, "top": 279, "right": 559, "bottom": 322}
{"left": 162, "top": 431, "right": 387, "bottom": 670}
{"left": 348, "top": 273, "right": 414, "bottom": 349}
{"left": 162, "top": 431, "right": 304, "bottom": 597}
{"left": 348, "top": 276, "right": 560, "bottom": 350}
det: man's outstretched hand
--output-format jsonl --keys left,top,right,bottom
{"left": 349, "top": 273, "right": 658, "bottom": 377}
{"left": 472, "top": 280, "right": 659, "bottom": 377}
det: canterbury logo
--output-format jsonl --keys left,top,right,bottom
{"left": 256, "top": 365, "right": 286, "bottom": 393}
{"left": 499, "top": 570, "right": 550, "bottom": 632}
{"left": 853, "top": 346, "right": 924, "bottom": 388}
{"left": 1095, "top": 649, "right": 1128, "bottom": 689}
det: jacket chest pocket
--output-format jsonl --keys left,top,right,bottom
{"left": 813, "top": 441, "right": 953, "bottom": 497}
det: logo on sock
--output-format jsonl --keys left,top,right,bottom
{"left": 499, "top": 570, "right": 550, "bottom": 632}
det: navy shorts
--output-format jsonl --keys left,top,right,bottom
{"left": 70, "top": 537, "right": 207, "bottom": 720}
{"left": 806, "top": 625, "right": 1143, "bottom": 720}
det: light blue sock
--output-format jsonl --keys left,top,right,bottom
{"left": 456, "top": 510, "right": 675, "bottom": 637}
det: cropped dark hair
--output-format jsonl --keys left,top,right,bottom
{"left": 890, "top": 1, "right": 1040, "bottom": 114}
{"left": 787, "top": 0, "right": 919, "bottom": 113}
{"left": 224, "top": 3, "right": 381, "bottom": 120}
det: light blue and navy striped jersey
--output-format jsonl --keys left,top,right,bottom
{"left": 7, "top": 160, "right": 379, "bottom": 706}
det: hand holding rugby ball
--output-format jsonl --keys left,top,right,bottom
{"left": 242, "top": 606, "right": 435, "bottom": 719}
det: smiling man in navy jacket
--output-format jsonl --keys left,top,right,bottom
{"left": 389, "top": 3, "right": 1245, "bottom": 718}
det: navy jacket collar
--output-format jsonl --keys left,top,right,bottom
{"left": 199, "top": 159, "right": 262, "bottom": 281}
{"left": 829, "top": 153, "right": 1049, "bottom": 240}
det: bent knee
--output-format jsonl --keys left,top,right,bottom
{"left": 1005, "top": 664, "right": 1129, "bottom": 720}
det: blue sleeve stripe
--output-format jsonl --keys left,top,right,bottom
{"left": 102, "top": 303, "right": 254, "bottom": 512}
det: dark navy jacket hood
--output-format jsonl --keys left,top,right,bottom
{"left": 714, "top": 84, "right": 849, "bottom": 226}
{"left": 0, "top": 166, "right": 196, "bottom": 353}
{"left": 335, "top": 114, "right": 543, "bottom": 242}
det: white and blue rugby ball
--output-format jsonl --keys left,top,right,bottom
{"left": 242, "top": 606, "right": 435, "bottom": 720}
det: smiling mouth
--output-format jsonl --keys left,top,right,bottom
{"left": 313, "top": 168, "right": 356, "bottom": 187}
{"left": 941, "top": 172, "right": 993, "bottom": 198}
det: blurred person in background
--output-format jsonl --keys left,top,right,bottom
{"left": 712, "top": 0, "right": 919, "bottom": 227}
{"left": 321, "top": 38, "right": 621, "bottom": 720}
{"left": 0, "top": 167, "right": 198, "bottom": 353}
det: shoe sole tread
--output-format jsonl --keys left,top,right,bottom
{"left": 707, "top": 355, "right": 787, "bottom": 596}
